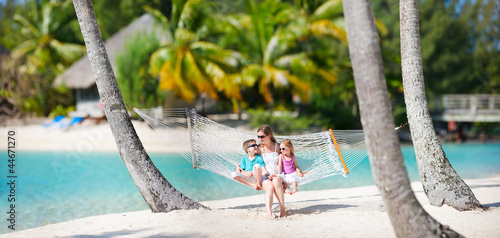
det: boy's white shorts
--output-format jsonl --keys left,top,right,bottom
{"left": 231, "top": 164, "right": 265, "bottom": 183}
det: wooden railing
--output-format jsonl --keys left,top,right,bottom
{"left": 430, "top": 94, "right": 500, "bottom": 122}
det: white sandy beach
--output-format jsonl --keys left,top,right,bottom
{"left": 1, "top": 120, "right": 500, "bottom": 237}
{"left": 1, "top": 177, "right": 498, "bottom": 238}
{"left": 0, "top": 118, "right": 174, "bottom": 153}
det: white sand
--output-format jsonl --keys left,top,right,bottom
{"left": 1, "top": 121, "right": 499, "bottom": 237}
{"left": 0, "top": 177, "right": 498, "bottom": 238}
{"left": 1, "top": 119, "right": 177, "bottom": 153}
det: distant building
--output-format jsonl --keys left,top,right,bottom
{"left": 53, "top": 14, "right": 166, "bottom": 118}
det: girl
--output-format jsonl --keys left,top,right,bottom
{"left": 278, "top": 139, "right": 304, "bottom": 194}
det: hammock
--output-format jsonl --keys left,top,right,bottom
{"left": 133, "top": 107, "right": 368, "bottom": 188}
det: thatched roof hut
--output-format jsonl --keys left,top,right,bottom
{"left": 53, "top": 13, "right": 164, "bottom": 89}
{"left": 53, "top": 13, "right": 167, "bottom": 118}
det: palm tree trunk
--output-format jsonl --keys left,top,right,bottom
{"left": 400, "top": 0, "right": 482, "bottom": 211}
{"left": 343, "top": 0, "right": 462, "bottom": 237}
{"left": 72, "top": 0, "right": 207, "bottom": 212}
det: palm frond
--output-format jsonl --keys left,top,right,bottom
{"left": 143, "top": 5, "right": 173, "bottom": 42}
{"left": 49, "top": 39, "right": 86, "bottom": 63}
{"left": 241, "top": 64, "right": 265, "bottom": 87}
{"left": 149, "top": 47, "right": 174, "bottom": 77}
{"left": 311, "top": 0, "right": 343, "bottom": 21}
{"left": 284, "top": 73, "right": 311, "bottom": 102}
{"left": 159, "top": 51, "right": 196, "bottom": 102}
{"left": 178, "top": 0, "right": 205, "bottom": 31}
{"left": 191, "top": 41, "right": 243, "bottom": 70}
{"left": 143, "top": 6, "right": 170, "bottom": 28}
{"left": 275, "top": 53, "right": 338, "bottom": 87}
{"left": 206, "top": 62, "right": 242, "bottom": 100}
{"left": 309, "top": 19, "right": 348, "bottom": 44}
{"left": 317, "top": 68, "right": 338, "bottom": 84}
{"left": 174, "top": 28, "right": 196, "bottom": 44}
{"left": 264, "top": 65, "right": 289, "bottom": 87}
{"left": 274, "top": 53, "right": 312, "bottom": 74}
{"left": 11, "top": 39, "right": 38, "bottom": 58}
{"left": 42, "top": 0, "right": 60, "bottom": 35}
{"left": 264, "top": 32, "right": 297, "bottom": 65}
{"left": 183, "top": 50, "right": 219, "bottom": 100}
{"left": 158, "top": 60, "right": 177, "bottom": 91}
{"left": 375, "top": 18, "right": 389, "bottom": 37}
{"left": 13, "top": 14, "right": 40, "bottom": 38}
{"left": 258, "top": 76, "right": 273, "bottom": 103}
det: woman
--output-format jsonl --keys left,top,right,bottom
{"left": 257, "top": 125, "right": 286, "bottom": 218}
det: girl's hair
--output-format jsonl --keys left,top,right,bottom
{"left": 257, "top": 125, "right": 277, "bottom": 143}
{"left": 280, "top": 139, "right": 294, "bottom": 156}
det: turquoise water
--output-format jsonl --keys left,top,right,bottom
{"left": 1, "top": 143, "right": 499, "bottom": 234}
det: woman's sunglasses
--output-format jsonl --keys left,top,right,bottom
{"left": 257, "top": 134, "right": 268, "bottom": 139}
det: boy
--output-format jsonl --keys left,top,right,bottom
{"left": 231, "top": 139, "right": 266, "bottom": 190}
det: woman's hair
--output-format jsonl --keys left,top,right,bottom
{"left": 257, "top": 125, "right": 276, "bottom": 143}
{"left": 280, "top": 139, "right": 294, "bottom": 156}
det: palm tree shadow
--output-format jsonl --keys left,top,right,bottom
{"left": 287, "top": 204, "right": 356, "bottom": 216}
{"left": 222, "top": 203, "right": 266, "bottom": 210}
{"left": 483, "top": 202, "right": 500, "bottom": 208}
{"left": 63, "top": 228, "right": 206, "bottom": 238}
{"left": 469, "top": 184, "right": 500, "bottom": 189}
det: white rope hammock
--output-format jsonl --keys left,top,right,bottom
{"left": 133, "top": 107, "right": 368, "bottom": 188}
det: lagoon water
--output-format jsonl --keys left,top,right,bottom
{"left": 1, "top": 143, "right": 499, "bottom": 233}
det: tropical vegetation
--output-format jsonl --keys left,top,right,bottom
{"left": 115, "top": 29, "right": 164, "bottom": 109}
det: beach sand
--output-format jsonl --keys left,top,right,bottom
{"left": 1, "top": 177, "right": 498, "bottom": 238}
{"left": 1, "top": 118, "right": 178, "bottom": 153}
{"left": 1, "top": 120, "right": 499, "bottom": 237}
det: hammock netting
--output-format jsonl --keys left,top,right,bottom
{"left": 133, "top": 107, "right": 368, "bottom": 187}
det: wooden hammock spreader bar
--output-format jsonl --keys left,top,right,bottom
{"left": 329, "top": 129, "right": 349, "bottom": 174}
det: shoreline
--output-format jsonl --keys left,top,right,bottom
{"left": 0, "top": 120, "right": 181, "bottom": 153}
{"left": 1, "top": 176, "right": 499, "bottom": 237}
{"left": 2, "top": 119, "right": 498, "bottom": 154}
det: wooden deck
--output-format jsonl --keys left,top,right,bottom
{"left": 431, "top": 94, "right": 500, "bottom": 122}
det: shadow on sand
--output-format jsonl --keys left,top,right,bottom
{"left": 62, "top": 228, "right": 208, "bottom": 238}
{"left": 287, "top": 203, "right": 357, "bottom": 216}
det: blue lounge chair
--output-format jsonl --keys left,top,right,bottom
{"left": 58, "top": 117, "right": 84, "bottom": 130}
{"left": 42, "top": 115, "right": 65, "bottom": 128}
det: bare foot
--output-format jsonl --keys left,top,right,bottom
{"left": 285, "top": 190, "right": 292, "bottom": 195}
{"left": 251, "top": 183, "right": 262, "bottom": 191}
{"left": 291, "top": 188, "right": 298, "bottom": 194}
{"left": 280, "top": 209, "right": 286, "bottom": 218}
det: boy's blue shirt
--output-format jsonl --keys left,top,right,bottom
{"left": 240, "top": 154, "right": 265, "bottom": 171}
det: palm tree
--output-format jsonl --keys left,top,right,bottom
{"left": 72, "top": 0, "right": 207, "bottom": 212}
{"left": 400, "top": 0, "right": 482, "bottom": 211}
{"left": 342, "top": 0, "right": 462, "bottom": 236}
{"left": 300, "top": 0, "right": 348, "bottom": 44}
{"left": 147, "top": 1, "right": 243, "bottom": 106}
{"left": 231, "top": 0, "right": 385, "bottom": 110}
{"left": 273, "top": 0, "right": 344, "bottom": 98}
{"left": 222, "top": 0, "right": 341, "bottom": 108}
{"left": 12, "top": 0, "right": 86, "bottom": 74}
